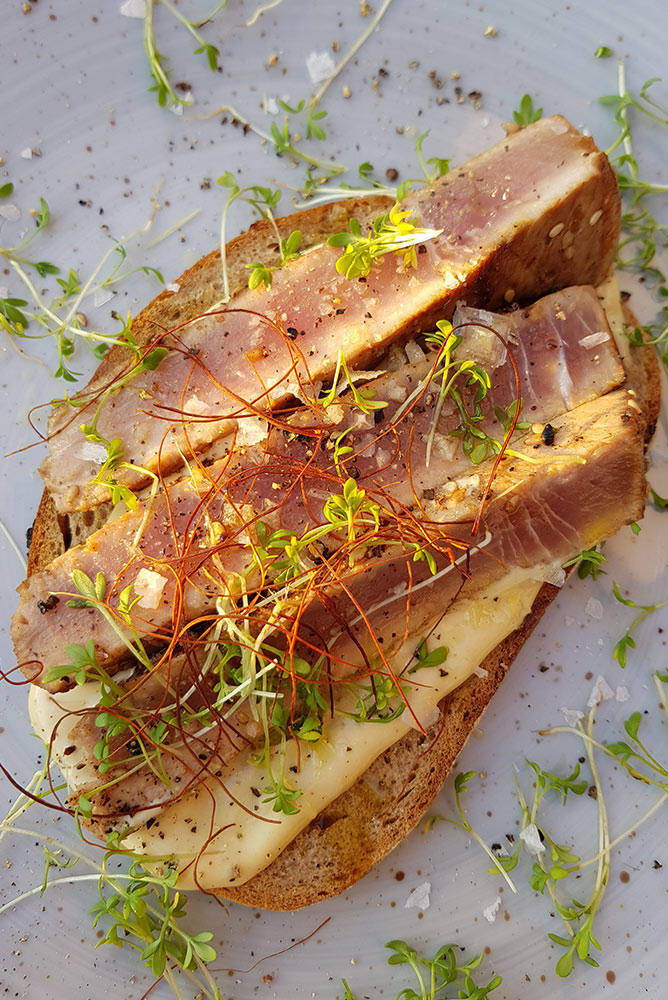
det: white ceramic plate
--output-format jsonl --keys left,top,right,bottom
{"left": 2, "top": 2, "right": 667, "bottom": 998}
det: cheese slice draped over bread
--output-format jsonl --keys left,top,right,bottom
{"left": 30, "top": 566, "right": 547, "bottom": 889}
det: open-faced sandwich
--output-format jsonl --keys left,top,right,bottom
{"left": 12, "top": 116, "right": 660, "bottom": 909}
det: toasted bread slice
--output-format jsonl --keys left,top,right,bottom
{"left": 21, "top": 120, "right": 660, "bottom": 910}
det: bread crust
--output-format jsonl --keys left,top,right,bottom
{"left": 23, "top": 186, "right": 660, "bottom": 909}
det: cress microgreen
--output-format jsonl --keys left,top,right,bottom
{"left": 408, "top": 638, "right": 449, "bottom": 674}
{"left": 1, "top": 201, "right": 166, "bottom": 380}
{"left": 649, "top": 486, "right": 668, "bottom": 510}
{"left": 327, "top": 203, "right": 443, "bottom": 280}
{"left": 532, "top": 695, "right": 668, "bottom": 977}
{"left": 245, "top": 229, "right": 303, "bottom": 290}
{"left": 314, "top": 349, "right": 389, "bottom": 414}
{"left": 611, "top": 582, "right": 668, "bottom": 667}
{"left": 142, "top": 0, "right": 226, "bottom": 111}
{"left": 341, "top": 939, "right": 502, "bottom": 1000}
{"left": 562, "top": 544, "right": 608, "bottom": 580}
{"left": 512, "top": 93, "right": 543, "bottom": 126}
{"left": 426, "top": 771, "right": 518, "bottom": 893}
{"left": 600, "top": 63, "right": 668, "bottom": 372}
{"left": 414, "top": 130, "right": 451, "bottom": 184}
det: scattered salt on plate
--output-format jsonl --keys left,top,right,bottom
{"left": 519, "top": 823, "right": 545, "bottom": 855}
{"left": 404, "top": 881, "right": 431, "bottom": 911}
{"left": 482, "top": 896, "right": 502, "bottom": 923}
{"left": 306, "top": 51, "right": 336, "bottom": 86}
{"left": 585, "top": 596, "right": 604, "bottom": 620}
{"left": 0, "top": 204, "right": 21, "bottom": 221}
{"left": 587, "top": 675, "right": 614, "bottom": 709}
{"left": 120, "top": 0, "right": 146, "bottom": 17}
{"left": 93, "top": 287, "right": 115, "bottom": 308}
{"left": 560, "top": 707, "right": 584, "bottom": 728}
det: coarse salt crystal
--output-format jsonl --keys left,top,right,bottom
{"left": 169, "top": 92, "right": 193, "bottom": 115}
{"left": 587, "top": 675, "right": 614, "bottom": 709}
{"left": 134, "top": 569, "right": 169, "bottom": 609}
{"left": 165, "top": 282, "right": 180, "bottom": 293}
{"left": 482, "top": 896, "right": 502, "bottom": 923}
{"left": 236, "top": 416, "right": 269, "bottom": 448}
{"left": 306, "top": 51, "right": 336, "bottom": 86}
{"left": 472, "top": 665, "right": 489, "bottom": 679}
{"left": 560, "top": 707, "right": 584, "bottom": 728}
{"left": 263, "top": 96, "right": 279, "bottom": 115}
{"left": 404, "top": 881, "right": 431, "bottom": 911}
{"left": 579, "top": 331, "right": 611, "bottom": 349}
{"left": 616, "top": 685, "right": 630, "bottom": 703}
{"left": 404, "top": 339, "right": 426, "bottom": 364}
{"left": 542, "top": 565, "right": 566, "bottom": 588}
{"left": 120, "top": 0, "right": 146, "bottom": 16}
{"left": 585, "top": 597, "right": 604, "bottom": 620}
{"left": 20, "top": 147, "right": 32, "bottom": 160}
{"left": 519, "top": 823, "right": 545, "bottom": 855}
{"left": 93, "top": 287, "right": 115, "bottom": 308}
{"left": 0, "top": 204, "right": 20, "bottom": 221}
{"left": 79, "top": 441, "right": 109, "bottom": 464}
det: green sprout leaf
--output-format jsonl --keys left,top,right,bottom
{"left": 513, "top": 93, "right": 543, "bottom": 126}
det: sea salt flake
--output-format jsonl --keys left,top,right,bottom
{"left": 579, "top": 331, "right": 611, "bottom": 349}
{"left": 20, "top": 147, "right": 32, "bottom": 160}
{"left": 236, "top": 416, "right": 269, "bottom": 448}
{"left": 169, "top": 93, "right": 193, "bottom": 115}
{"left": 134, "top": 569, "right": 168, "bottom": 609}
{"left": 542, "top": 566, "right": 566, "bottom": 587}
{"left": 93, "top": 287, "right": 115, "bottom": 308}
{"left": 560, "top": 707, "right": 584, "bottom": 728}
{"left": 79, "top": 441, "right": 108, "bottom": 464}
{"left": 0, "top": 204, "right": 20, "bottom": 221}
{"left": 519, "top": 823, "right": 545, "bottom": 855}
{"left": 262, "top": 96, "right": 279, "bottom": 115}
{"left": 165, "top": 282, "right": 180, "bottom": 293}
{"left": 404, "top": 881, "right": 431, "bottom": 911}
{"left": 120, "top": 0, "right": 146, "bottom": 17}
{"left": 585, "top": 597, "right": 604, "bottom": 620}
{"left": 616, "top": 685, "right": 630, "bottom": 703}
{"left": 306, "top": 51, "right": 336, "bottom": 86}
{"left": 482, "top": 896, "right": 502, "bottom": 922}
{"left": 587, "top": 675, "right": 614, "bottom": 709}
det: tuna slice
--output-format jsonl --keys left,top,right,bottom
{"left": 303, "top": 387, "right": 645, "bottom": 676}
{"left": 13, "top": 285, "right": 625, "bottom": 683}
{"left": 29, "top": 652, "right": 260, "bottom": 833}
{"left": 40, "top": 116, "right": 619, "bottom": 513}
{"left": 29, "top": 386, "right": 645, "bottom": 832}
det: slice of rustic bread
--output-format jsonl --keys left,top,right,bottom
{"left": 24, "top": 177, "right": 659, "bottom": 910}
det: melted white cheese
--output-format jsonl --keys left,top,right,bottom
{"left": 30, "top": 567, "right": 548, "bottom": 891}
